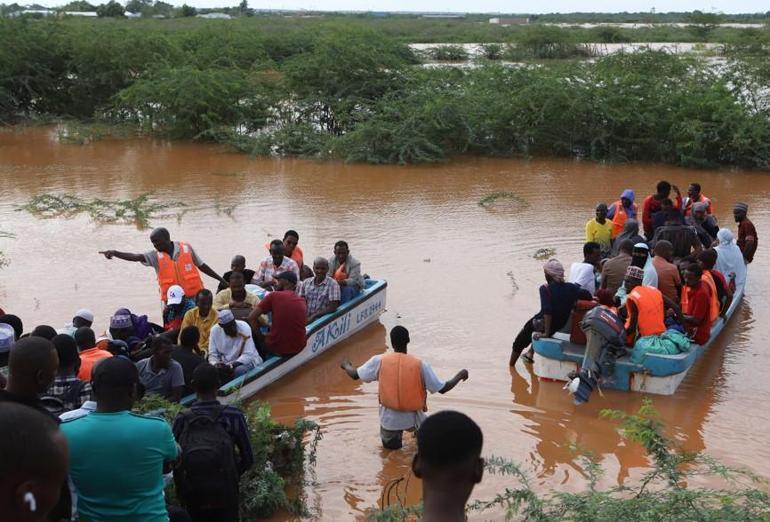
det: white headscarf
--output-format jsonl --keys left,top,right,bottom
{"left": 715, "top": 229, "right": 747, "bottom": 288}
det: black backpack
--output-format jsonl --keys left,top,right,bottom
{"left": 174, "top": 406, "right": 240, "bottom": 510}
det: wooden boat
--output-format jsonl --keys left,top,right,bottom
{"left": 182, "top": 279, "right": 387, "bottom": 405}
{"left": 531, "top": 280, "right": 745, "bottom": 395}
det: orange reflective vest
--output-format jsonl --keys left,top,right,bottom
{"left": 610, "top": 200, "right": 638, "bottom": 239}
{"left": 157, "top": 242, "right": 203, "bottom": 301}
{"left": 333, "top": 264, "right": 347, "bottom": 284}
{"left": 625, "top": 286, "right": 666, "bottom": 341}
{"left": 701, "top": 270, "right": 720, "bottom": 323}
{"left": 378, "top": 352, "right": 427, "bottom": 412}
{"left": 683, "top": 194, "right": 713, "bottom": 217}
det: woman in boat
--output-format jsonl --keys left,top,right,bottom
{"left": 610, "top": 219, "right": 645, "bottom": 257}
{"left": 714, "top": 229, "right": 747, "bottom": 291}
{"left": 510, "top": 259, "right": 592, "bottom": 366}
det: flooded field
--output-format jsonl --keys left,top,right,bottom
{"left": 1, "top": 126, "right": 769, "bottom": 519}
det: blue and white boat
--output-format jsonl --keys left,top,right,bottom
{"left": 532, "top": 281, "right": 745, "bottom": 395}
{"left": 182, "top": 279, "right": 387, "bottom": 405}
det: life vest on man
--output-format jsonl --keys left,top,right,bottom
{"left": 683, "top": 194, "right": 713, "bottom": 217}
{"left": 378, "top": 352, "right": 427, "bottom": 412}
{"left": 625, "top": 286, "right": 666, "bottom": 343}
{"left": 157, "top": 242, "right": 203, "bottom": 301}
{"left": 333, "top": 263, "right": 347, "bottom": 284}
{"left": 701, "top": 270, "right": 720, "bottom": 323}
{"left": 610, "top": 200, "right": 637, "bottom": 239}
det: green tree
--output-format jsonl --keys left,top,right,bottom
{"left": 178, "top": 3, "right": 196, "bottom": 16}
{"left": 60, "top": 0, "right": 96, "bottom": 11}
{"left": 96, "top": 0, "right": 125, "bottom": 17}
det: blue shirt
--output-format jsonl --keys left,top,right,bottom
{"left": 62, "top": 410, "right": 178, "bottom": 522}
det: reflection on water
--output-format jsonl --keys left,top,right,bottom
{"left": 1, "top": 127, "right": 769, "bottom": 519}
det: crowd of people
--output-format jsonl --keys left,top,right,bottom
{"left": 0, "top": 183, "right": 760, "bottom": 521}
{"left": 512, "top": 180, "right": 758, "bottom": 404}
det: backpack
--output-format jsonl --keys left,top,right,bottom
{"left": 40, "top": 380, "right": 87, "bottom": 417}
{"left": 174, "top": 406, "right": 240, "bottom": 510}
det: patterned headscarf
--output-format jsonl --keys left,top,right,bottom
{"left": 543, "top": 259, "right": 565, "bottom": 283}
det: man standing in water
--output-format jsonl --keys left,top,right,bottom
{"left": 734, "top": 202, "right": 758, "bottom": 264}
{"left": 100, "top": 227, "right": 225, "bottom": 309}
{"left": 340, "top": 326, "right": 469, "bottom": 450}
{"left": 412, "top": 411, "right": 484, "bottom": 522}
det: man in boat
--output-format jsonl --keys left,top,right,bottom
{"left": 601, "top": 239, "right": 633, "bottom": 295}
{"left": 100, "top": 227, "right": 226, "bottom": 310}
{"left": 329, "top": 240, "right": 365, "bottom": 303}
{"left": 180, "top": 289, "right": 217, "bottom": 355}
{"left": 213, "top": 271, "right": 261, "bottom": 321}
{"left": 651, "top": 209, "right": 702, "bottom": 259}
{"left": 253, "top": 239, "right": 300, "bottom": 290}
{"left": 585, "top": 203, "right": 613, "bottom": 258}
{"left": 217, "top": 255, "right": 256, "bottom": 292}
{"left": 412, "top": 411, "right": 484, "bottom": 521}
{"left": 606, "top": 189, "right": 637, "bottom": 240}
{"left": 696, "top": 249, "right": 731, "bottom": 317}
{"left": 683, "top": 183, "right": 713, "bottom": 217}
{"left": 248, "top": 272, "right": 307, "bottom": 357}
{"left": 734, "top": 202, "right": 758, "bottom": 264}
{"left": 652, "top": 240, "right": 682, "bottom": 304}
{"left": 681, "top": 263, "right": 713, "bottom": 345}
{"left": 208, "top": 310, "right": 262, "bottom": 380}
{"left": 687, "top": 202, "right": 720, "bottom": 249}
{"left": 340, "top": 326, "right": 469, "bottom": 450}
{"left": 297, "top": 257, "right": 341, "bottom": 324}
{"left": 641, "top": 181, "right": 682, "bottom": 240}
{"left": 511, "top": 259, "right": 592, "bottom": 366}
{"left": 569, "top": 242, "right": 601, "bottom": 294}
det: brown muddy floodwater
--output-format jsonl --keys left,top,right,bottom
{"left": 1, "top": 126, "right": 770, "bottom": 519}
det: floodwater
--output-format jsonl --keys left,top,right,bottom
{"left": 1, "top": 126, "right": 769, "bottom": 519}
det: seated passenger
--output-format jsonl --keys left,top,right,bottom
{"left": 171, "top": 326, "right": 204, "bottom": 395}
{"left": 623, "top": 267, "right": 685, "bottom": 353}
{"left": 59, "top": 308, "right": 94, "bottom": 337}
{"left": 697, "top": 249, "right": 731, "bottom": 317}
{"left": 180, "top": 289, "right": 217, "bottom": 355}
{"left": 631, "top": 243, "right": 658, "bottom": 288}
{"left": 652, "top": 240, "right": 681, "bottom": 304}
{"left": 652, "top": 209, "right": 702, "bottom": 259}
{"left": 136, "top": 336, "right": 185, "bottom": 403}
{"left": 75, "top": 327, "right": 111, "bottom": 382}
{"left": 601, "top": 239, "right": 633, "bottom": 295}
{"left": 510, "top": 259, "right": 592, "bottom": 366}
{"left": 329, "top": 240, "right": 364, "bottom": 303}
{"left": 213, "top": 271, "right": 260, "bottom": 320}
{"left": 585, "top": 204, "right": 613, "bottom": 258}
{"left": 714, "top": 229, "right": 747, "bottom": 290}
{"left": 217, "top": 255, "right": 256, "bottom": 292}
{"left": 686, "top": 202, "right": 719, "bottom": 249}
{"left": 298, "top": 257, "right": 341, "bottom": 324}
{"left": 43, "top": 334, "right": 94, "bottom": 413}
{"left": 254, "top": 239, "right": 300, "bottom": 290}
{"left": 208, "top": 310, "right": 262, "bottom": 380}
{"left": 162, "top": 285, "right": 187, "bottom": 332}
{"left": 249, "top": 272, "right": 308, "bottom": 357}
{"left": 642, "top": 180, "right": 682, "bottom": 239}
{"left": 611, "top": 219, "right": 645, "bottom": 256}
{"left": 569, "top": 242, "right": 601, "bottom": 294}
{"left": 681, "top": 263, "right": 713, "bottom": 345}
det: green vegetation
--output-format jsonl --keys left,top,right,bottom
{"left": 17, "top": 193, "right": 187, "bottom": 228}
{"left": 533, "top": 248, "right": 557, "bottom": 260}
{"left": 478, "top": 192, "right": 529, "bottom": 210}
{"left": 133, "top": 396, "right": 321, "bottom": 519}
{"left": 1, "top": 17, "right": 769, "bottom": 168}
{"left": 368, "top": 400, "right": 770, "bottom": 521}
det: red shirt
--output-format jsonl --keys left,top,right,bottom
{"left": 684, "top": 282, "right": 712, "bottom": 345}
{"left": 258, "top": 291, "right": 307, "bottom": 355}
{"left": 642, "top": 194, "right": 682, "bottom": 237}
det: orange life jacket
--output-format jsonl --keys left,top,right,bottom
{"left": 378, "top": 352, "right": 426, "bottom": 412}
{"left": 333, "top": 263, "right": 347, "bottom": 283}
{"left": 625, "top": 286, "right": 666, "bottom": 342}
{"left": 683, "top": 194, "right": 713, "bottom": 217}
{"left": 157, "top": 242, "right": 203, "bottom": 301}
{"left": 610, "top": 200, "right": 638, "bottom": 239}
{"left": 702, "top": 270, "right": 720, "bottom": 323}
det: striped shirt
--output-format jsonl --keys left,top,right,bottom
{"left": 297, "top": 276, "right": 341, "bottom": 317}
{"left": 45, "top": 375, "right": 94, "bottom": 412}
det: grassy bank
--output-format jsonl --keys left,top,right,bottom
{"left": 2, "top": 17, "right": 769, "bottom": 168}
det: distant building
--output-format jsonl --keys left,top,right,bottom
{"left": 489, "top": 17, "right": 530, "bottom": 26}
{"left": 196, "top": 12, "right": 232, "bottom": 19}
{"left": 63, "top": 11, "right": 98, "bottom": 16}
{"left": 421, "top": 14, "right": 465, "bottom": 19}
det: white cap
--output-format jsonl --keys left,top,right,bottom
{"left": 217, "top": 309, "right": 235, "bottom": 325}
{"left": 166, "top": 285, "right": 184, "bottom": 305}
{"left": 0, "top": 323, "right": 14, "bottom": 353}
{"left": 75, "top": 308, "right": 94, "bottom": 323}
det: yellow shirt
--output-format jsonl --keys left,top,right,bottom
{"left": 585, "top": 218, "right": 613, "bottom": 253}
{"left": 180, "top": 307, "right": 218, "bottom": 354}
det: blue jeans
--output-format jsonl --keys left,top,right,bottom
{"left": 340, "top": 285, "right": 360, "bottom": 303}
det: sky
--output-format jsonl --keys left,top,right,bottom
{"left": 26, "top": 0, "right": 770, "bottom": 13}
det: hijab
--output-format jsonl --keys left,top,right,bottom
{"left": 612, "top": 219, "right": 644, "bottom": 256}
{"left": 715, "top": 229, "right": 747, "bottom": 288}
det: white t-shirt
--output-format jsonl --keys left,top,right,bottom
{"left": 569, "top": 262, "right": 597, "bottom": 294}
{"left": 356, "top": 354, "right": 446, "bottom": 431}
{"left": 207, "top": 320, "right": 262, "bottom": 368}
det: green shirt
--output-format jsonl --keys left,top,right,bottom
{"left": 62, "top": 411, "right": 178, "bottom": 522}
